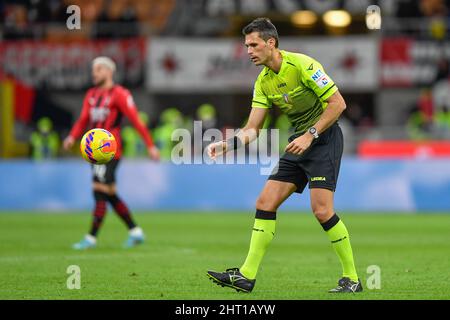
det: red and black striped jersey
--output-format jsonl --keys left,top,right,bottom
{"left": 69, "top": 85, "right": 154, "bottom": 159}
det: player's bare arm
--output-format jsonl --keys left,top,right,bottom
{"left": 147, "top": 145, "right": 160, "bottom": 161}
{"left": 207, "top": 107, "right": 268, "bottom": 160}
{"left": 285, "top": 90, "right": 346, "bottom": 155}
{"left": 116, "top": 89, "right": 160, "bottom": 162}
{"left": 63, "top": 92, "right": 92, "bottom": 151}
{"left": 63, "top": 136, "right": 75, "bottom": 150}
{"left": 126, "top": 108, "right": 160, "bottom": 161}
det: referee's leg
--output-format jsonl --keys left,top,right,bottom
{"left": 310, "top": 188, "right": 359, "bottom": 285}
{"left": 239, "top": 180, "right": 297, "bottom": 280}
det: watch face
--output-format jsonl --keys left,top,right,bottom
{"left": 309, "top": 127, "right": 316, "bottom": 134}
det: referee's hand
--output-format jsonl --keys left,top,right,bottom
{"left": 207, "top": 141, "right": 227, "bottom": 160}
{"left": 285, "top": 133, "right": 314, "bottom": 155}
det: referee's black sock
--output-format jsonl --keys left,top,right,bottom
{"left": 108, "top": 194, "right": 137, "bottom": 230}
{"left": 89, "top": 191, "right": 108, "bottom": 237}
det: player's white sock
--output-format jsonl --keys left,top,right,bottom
{"left": 129, "top": 227, "right": 144, "bottom": 237}
{"left": 85, "top": 234, "right": 97, "bottom": 244}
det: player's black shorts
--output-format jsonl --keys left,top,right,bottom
{"left": 268, "top": 122, "right": 343, "bottom": 193}
{"left": 91, "top": 159, "right": 120, "bottom": 185}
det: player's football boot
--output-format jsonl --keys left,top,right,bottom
{"left": 123, "top": 227, "right": 145, "bottom": 248}
{"left": 72, "top": 235, "right": 97, "bottom": 250}
{"left": 207, "top": 268, "right": 256, "bottom": 293}
{"left": 328, "top": 277, "right": 363, "bottom": 293}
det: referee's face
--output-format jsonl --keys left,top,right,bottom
{"left": 245, "top": 32, "right": 273, "bottom": 66}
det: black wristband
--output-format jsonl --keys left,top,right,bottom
{"left": 226, "top": 136, "right": 243, "bottom": 151}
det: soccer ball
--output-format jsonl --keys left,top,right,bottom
{"left": 80, "top": 128, "right": 117, "bottom": 164}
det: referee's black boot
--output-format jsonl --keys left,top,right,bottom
{"left": 329, "top": 277, "right": 363, "bottom": 293}
{"left": 207, "top": 268, "right": 255, "bottom": 293}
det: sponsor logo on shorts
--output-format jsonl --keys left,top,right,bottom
{"left": 311, "top": 176, "right": 326, "bottom": 181}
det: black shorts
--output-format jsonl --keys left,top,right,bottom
{"left": 268, "top": 122, "right": 343, "bottom": 193}
{"left": 91, "top": 159, "right": 119, "bottom": 185}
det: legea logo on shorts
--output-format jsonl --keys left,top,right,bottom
{"left": 311, "top": 176, "right": 326, "bottom": 181}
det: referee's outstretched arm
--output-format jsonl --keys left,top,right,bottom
{"left": 207, "top": 107, "right": 268, "bottom": 160}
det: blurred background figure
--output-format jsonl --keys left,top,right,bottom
{"left": 407, "top": 88, "right": 434, "bottom": 140}
{"left": 153, "top": 107, "right": 184, "bottom": 161}
{"left": 407, "top": 107, "right": 434, "bottom": 140}
{"left": 62, "top": 55, "right": 159, "bottom": 250}
{"left": 122, "top": 111, "right": 151, "bottom": 158}
{"left": 30, "top": 117, "right": 60, "bottom": 160}
{"left": 432, "top": 65, "right": 450, "bottom": 115}
{"left": 196, "top": 103, "right": 217, "bottom": 157}
{"left": 433, "top": 106, "right": 450, "bottom": 138}
{"left": 196, "top": 103, "right": 217, "bottom": 132}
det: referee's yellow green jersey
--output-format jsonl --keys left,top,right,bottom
{"left": 252, "top": 50, "right": 338, "bottom": 134}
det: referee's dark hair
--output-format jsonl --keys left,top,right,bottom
{"left": 242, "top": 17, "right": 279, "bottom": 48}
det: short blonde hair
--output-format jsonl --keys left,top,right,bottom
{"left": 92, "top": 56, "right": 116, "bottom": 72}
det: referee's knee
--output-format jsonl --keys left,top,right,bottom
{"left": 312, "top": 207, "right": 334, "bottom": 224}
{"left": 256, "top": 195, "right": 278, "bottom": 212}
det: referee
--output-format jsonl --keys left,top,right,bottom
{"left": 206, "top": 18, "right": 362, "bottom": 294}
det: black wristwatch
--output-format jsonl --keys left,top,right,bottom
{"left": 308, "top": 127, "right": 319, "bottom": 139}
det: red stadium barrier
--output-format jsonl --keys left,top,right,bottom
{"left": 358, "top": 140, "right": 450, "bottom": 158}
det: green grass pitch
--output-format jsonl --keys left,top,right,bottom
{"left": 0, "top": 212, "right": 449, "bottom": 300}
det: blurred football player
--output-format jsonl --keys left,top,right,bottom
{"left": 63, "top": 56, "right": 160, "bottom": 249}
